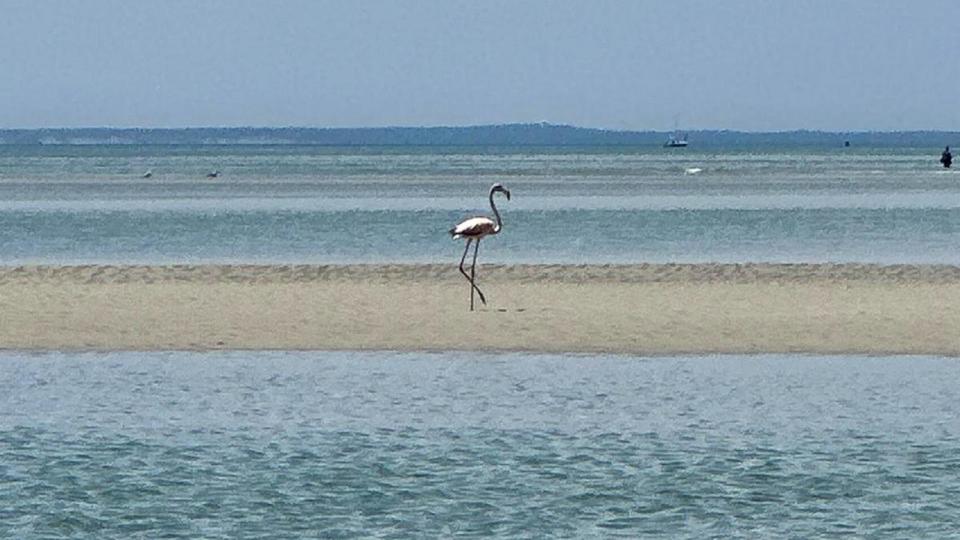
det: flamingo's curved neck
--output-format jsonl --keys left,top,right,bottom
{"left": 489, "top": 189, "right": 503, "bottom": 233}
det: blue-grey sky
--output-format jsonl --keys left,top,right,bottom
{"left": 1, "top": 1, "right": 956, "bottom": 131}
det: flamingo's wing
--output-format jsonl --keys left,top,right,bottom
{"left": 450, "top": 217, "right": 496, "bottom": 238}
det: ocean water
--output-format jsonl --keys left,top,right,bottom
{"left": 3, "top": 145, "right": 959, "bottom": 538}
{"left": 0, "top": 145, "right": 958, "bottom": 265}
{"left": 2, "top": 351, "right": 959, "bottom": 537}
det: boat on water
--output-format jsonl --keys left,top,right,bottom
{"left": 664, "top": 132, "right": 688, "bottom": 147}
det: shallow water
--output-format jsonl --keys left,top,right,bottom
{"left": 2, "top": 351, "right": 959, "bottom": 537}
{"left": 1, "top": 145, "right": 958, "bottom": 264}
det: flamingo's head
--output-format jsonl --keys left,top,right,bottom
{"left": 491, "top": 183, "right": 511, "bottom": 201}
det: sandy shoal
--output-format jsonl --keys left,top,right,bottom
{"left": 1, "top": 263, "right": 958, "bottom": 355}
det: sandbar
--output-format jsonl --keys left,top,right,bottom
{"left": 1, "top": 263, "right": 958, "bottom": 355}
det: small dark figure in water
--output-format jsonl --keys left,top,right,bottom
{"left": 844, "top": 140, "right": 850, "bottom": 147}
{"left": 941, "top": 146, "right": 953, "bottom": 169}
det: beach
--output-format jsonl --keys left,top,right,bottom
{"left": 2, "top": 263, "right": 958, "bottom": 355}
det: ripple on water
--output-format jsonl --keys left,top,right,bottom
{"left": 2, "top": 351, "right": 960, "bottom": 537}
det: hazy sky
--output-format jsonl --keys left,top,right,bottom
{"left": 1, "top": 1, "right": 956, "bottom": 130}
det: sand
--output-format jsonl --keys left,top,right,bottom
{"left": 1, "top": 263, "right": 958, "bottom": 355}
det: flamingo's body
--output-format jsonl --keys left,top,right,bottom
{"left": 450, "top": 217, "right": 498, "bottom": 239}
{"left": 449, "top": 183, "right": 510, "bottom": 311}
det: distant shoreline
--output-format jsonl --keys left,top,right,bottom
{"left": 2, "top": 263, "right": 957, "bottom": 355}
{"left": 2, "top": 124, "right": 957, "bottom": 147}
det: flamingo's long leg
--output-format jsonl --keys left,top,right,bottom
{"left": 459, "top": 239, "right": 472, "bottom": 277}
{"left": 471, "top": 239, "right": 486, "bottom": 309}
{"left": 458, "top": 239, "right": 485, "bottom": 310}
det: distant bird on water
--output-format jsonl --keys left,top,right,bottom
{"left": 449, "top": 183, "right": 511, "bottom": 311}
{"left": 141, "top": 170, "right": 153, "bottom": 178}
{"left": 206, "top": 170, "right": 221, "bottom": 178}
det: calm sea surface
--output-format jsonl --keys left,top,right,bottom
{"left": 1, "top": 145, "right": 958, "bottom": 264}
{"left": 2, "top": 352, "right": 959, "bottom": 538}
{"left": 2, "top": 146, "right": 959, "bottom": 537}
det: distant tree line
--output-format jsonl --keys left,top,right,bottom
{"left": 0, "top": 123, "right": 956, "bottom": 148}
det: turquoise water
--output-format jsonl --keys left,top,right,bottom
{"left": 1, "top": 145, "right": 958, "bottom": 264}
{"left": 2, "top": 352, "right": 960, "bottom": 537}
{"left": 3, "top": 146, "right": 959, "bottom": 537}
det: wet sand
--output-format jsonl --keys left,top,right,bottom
{"left": 1, "top": 264, "right": 958, "bottom": 355}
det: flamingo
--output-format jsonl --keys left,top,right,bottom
{"left": 449, "top": 183, "right": 511, "bottom": 311}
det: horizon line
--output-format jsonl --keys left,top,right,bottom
{"left": 2, "top": 123, "right": 960, "bottom": 135}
